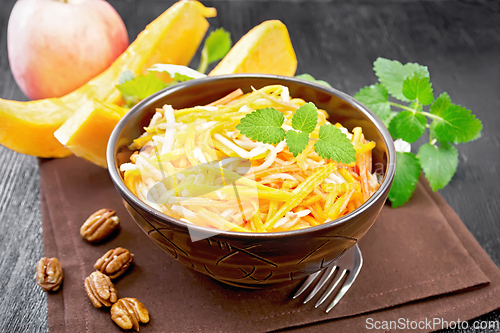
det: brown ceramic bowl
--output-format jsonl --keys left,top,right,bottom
{"left": 107, "top": 74, "right": 396, "bottom": 288}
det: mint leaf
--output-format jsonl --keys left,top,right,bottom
{"left": 236, "top": 107, "right": 286, "bottom": 144}
{"left": 314, "top": 124, "right": 356, "bottom": 164}
{"left": 286, "top": 131, "right": 310, "bottom": 157}
{"left": 118, "top": 70, "right": 135, "bottom": 85}
{"left": 198, "top": 28, "right": 232, "bottom": 73}
{"left": 417, "top": 143, "right": 458, "bottom": 191}
{"left": 374, "top": 58, "right": 428, "bottom": 102}
{"left": 388, "top": 116, "right": 399, "bottom": 138}
{"left": 402, "top": 69, "right": 434, "bottom": 105}
{"left": 383, "top": 111, "right": 398, "bottom": 128}
{"left": 354, "top": 83, "right": 392, "bottom": 120}
{"left": 388, "top": 152, "right": 421, "bottom": 207}
{"left": 430, "top": 92, "right": 451, "bottom": 114}
{"left": 291, "top": 102, "right": 318, "bottom": 134}
{"left": 430, "top": 104, "right": 482, "bottom": 143}
{"left": 389, "top": 111, "right": 427, "bottom": 143}
{"left": 205, "top": 28, "right": 232, "bottom": 64}
{"left": 116, "top": 73, "right": 167, "bottom": 101}
{"left": 295, "top": 74, "right": 332, "bottom": 88}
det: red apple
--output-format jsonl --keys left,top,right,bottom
{"left": 7, "top": 0, "right": 129, "bottom": 100}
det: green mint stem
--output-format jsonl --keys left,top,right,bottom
{"left": 413, "top": 101, "right": 420, "bottom": 113}
{"left": 389, "top": 102, "right": 444, "bottom": 121}
{"left": 197, "top": 48, "right": 209, "bottom": 74}
{"left": 389, "top": 102, "right": 416, "bottom": 112}
{"left": 420, "top": 111, "right": 443, "bottom": 121}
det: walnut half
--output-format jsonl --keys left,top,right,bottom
{"left": 84, "top": 271, "right": 118, "bottom": 308}
{"left": 80, "top": 208, "right": 120, "bottom": 242}
{"left": 95, "top": 247, "right": 134, "bottom": 279}
{"left": 36, "top": 257, "right": 63, "bottom": 292}
{"left": 111, "top": 298, "right": 149, "bottom": 332}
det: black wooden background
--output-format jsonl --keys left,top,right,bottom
{"left": 0, "top": 0, "right": 498, "bottom": 332}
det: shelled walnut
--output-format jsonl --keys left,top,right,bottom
{"left": 95, "top": 247, "right": 134, "bottom": 279}
{"left": 80, "top": 208, "right": 120, "bottom": 242}
{"left": 36, "top": 257, "right": 63, "bottom": 292}
{"left": 84, "top": 271, "right": 118, "bottom": 308}
{"left": 111, "top": 298, "right": 149, "bottom": 332}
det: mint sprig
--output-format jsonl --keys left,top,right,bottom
{"left": 355, "top": 57, "right": 483, "bottom": 207}
{"left": 236, "top": 102, "right": 356, "bottom": 164}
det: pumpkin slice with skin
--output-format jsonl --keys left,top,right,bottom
{"left": 54, "top": 100, "right": 126, "bottom": 168}
{"left": 209, "top": 20, "right": 297, "bottom": 77}
{"left": 0, "top": 0, "right": 216, "bottom": 158}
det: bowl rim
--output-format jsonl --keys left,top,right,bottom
{"left": 107, "top": 73, "right": 396, "bottom": 240}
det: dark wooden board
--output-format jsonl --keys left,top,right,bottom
{"left": 0, "top": 0, "right": 498, "bottom": 331}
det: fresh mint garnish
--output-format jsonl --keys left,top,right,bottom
{"left": 236, "top": 107, "right": 286, "bottom": 145}
{"left": 389, "top": 111, "right": 427, "bottom": 143}
{"left": 295, "top": 73, "right": 332, "bottom": 88}
{"left": 354, "top": 83, "right": 392, "bottom": 121}
{"left": 237, "top": 102, "right": 356, "bottom": 163}
{"left": 417, "top": 143, "right": 458, "bottom": 191}
{"left": 314, "top": 124, "right": 357, "bottom": 164}
{"left": 402, "top": 69, "right": 434, "bottom": 105}
{"left": 285, "top": 130, "right": 310, "bottom": 157}
{"left": 373, "top": 58, "right": 428, "bottom": 102}
{"left": 197, "top": 28, "right": 232, "bottom": 74}
{"left": 388, "top": 152, "right": 421, "bottom": 208}
{"left": 355, "top": 57, "right": 483, "bottom": 207}
{"left": 116, "top": 72, "right": 168, "bottom": 107}
{"left": 117, "top": 64, "right": 206, "bottom": 108}
{"left": 291, "top": 102, "right": 318, "bottom": 134}
{"left": 430, "top": 103, "right": 482, "bottom": 144}
{"left": 116, "top": 73, "right": 167, "bottom": 100}
{"left": 429, "top": 92, "right": 452, "bottom": 114}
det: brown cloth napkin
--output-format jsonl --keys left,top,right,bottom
{"left": 39, "top": 156, "right": 500, "bottom": 332}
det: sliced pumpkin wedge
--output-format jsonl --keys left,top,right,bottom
{"left": 0, "top": 0, "right": 216, "bottom": 158}
{"left": 209, "top": 20, "right": 297, "bottom": 77}
{"left": 54, "top": 100, "right": 126, "bottom": 168}
{"left": 0, "top": 97, "right": 78, "bottom": 158}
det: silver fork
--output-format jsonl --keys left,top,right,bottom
{"left": 293, "top": 244, "right": 363, "bottom": 313}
